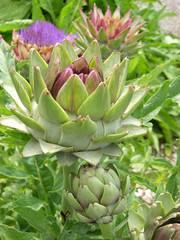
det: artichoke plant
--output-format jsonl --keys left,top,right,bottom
{"left": 0, "top": 39, "right": 148, "bottom": 166}
{"left": 11, "top": 21, "right": 77, "bottom": 63}
{"left": 65, "top": 164, "right": 129, "bottom": 224}
{"left": 74, "top": 4, "right": 146, "bottom": 59}
{"left": 128, "top": 192, "right": 180, "bottom": 240}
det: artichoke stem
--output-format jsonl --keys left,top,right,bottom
{"left": 99, "top": 223, "right": 115, "bottom": 240}
{"left": 61, "top": 166, "right": 71, "bottom": 223}
{"left": 34, "top": 156, "right": 52, "bottom": 215}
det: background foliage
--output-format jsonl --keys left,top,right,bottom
{"left": 0, "top": 0, "right": 179, "bottom": 239}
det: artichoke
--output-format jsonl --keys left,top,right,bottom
{"left": 74, "top": 4, "right": 146, "bottom": 59}
{"left": 0, "top": 40, "right": 148, "bottom": 165}
{"left": 11, "top": 21, "right": 77, "bottom": 62}
{"left": 65, "top": 164, "right": 129, "bottom": 224}
{"left": 128, "top": 192, "right": 180, "bottom": 240}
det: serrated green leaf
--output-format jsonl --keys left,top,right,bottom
{"left": 39, "top": 0, "right": 55, "bottom": 22}
{"left": 57, "top": 0, "right": 81, "bottom": 32}
{"left": 0, "top": 165, "right": 30, "bottom": 179}
{"left": 32, "top": 0, "right": 46, "bottom": 21}
{"left": 0, "top": 224, "right": 38, "bottom": 240}
{"left": 10, "top": 197, "right": 44, "bottom": 211}
{"left": 0, "top": 19, "right": 32, "bottom": 32}
{"left": 14, "top": 207, "right": 53, "bottom": 233}
{"left": 0, "top": 0, "right": 31, "bottom": 21}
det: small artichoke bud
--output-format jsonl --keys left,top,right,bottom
{"left": 65, "top": 164, "right": 128, "bottom": 224}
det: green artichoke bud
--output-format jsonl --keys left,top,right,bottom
{"left": 128, "top": 192, "right": 180, "bottom": 240}
{"left": 74, "top": 4, "right": 146, "bottom": 59}
{"left": 0, "top": 40, "right": 149, "bottom": 165}
{"left": 66, "top": 164, "right": 128, "bottom": 224}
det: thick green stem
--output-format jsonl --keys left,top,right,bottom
{"left": 61, "top": 166, "right": 71, "bottom": 216}
{"left": 34, "top": 156, "right": 52, "bottom": 215}
{"left": 99, "top": 224, "right": 115, "bottom": 240}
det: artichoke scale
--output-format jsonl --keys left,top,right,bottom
{"left": 56, "top": 74, "right": 88, "bottom": 113}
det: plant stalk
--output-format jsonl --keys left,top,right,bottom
{"left": 34, "top": 156, "right": 52, "bottom": 215}
{"left": 61, "top": 165, "right": 71, "bottom": 218}
{"left": 99, "top": 223, "right": 115, "bottom": 240}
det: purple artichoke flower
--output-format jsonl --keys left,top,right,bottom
{"left": 12, "top": 21, "right": 76, "bottom": 62}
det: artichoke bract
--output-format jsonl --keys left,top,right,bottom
{"left": 74, "top": 4, "right": 146, "bottom": 59}
{"left": 129, "top": 192, "right": 180, "bottom": 240}
{"left": 0, "top": 40, "right": 148, "bottom": 165}
{"left": 66, "top": 164, "right": 129, "bottom": 224}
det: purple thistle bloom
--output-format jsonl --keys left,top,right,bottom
{"left": 19, "top": 21, "right": 67, "bottom": 47}
{"left": 11, "top": 21, "right": 77, "bottom": 62}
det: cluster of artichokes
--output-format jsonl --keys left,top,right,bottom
{"left": 0, "top": 3, "right": 148, "bottom": 232}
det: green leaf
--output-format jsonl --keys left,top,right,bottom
{"left": 0, "top": 19, "right": 32, "bottom": 32}
{"left": 131, "top": 175, "right": 157, "bottom": 192}
{"left": 0, "top": 165, "right": 30, "bottom": 179}
{"left": 143, "top": 81, "right": 170, "bottom": 122}
{"left": 14, "top": 207, "right": 53, "bottom": 233}
{"left": 56, "top": 74, "right": 88, "bottom": 113}
{"left": 136, "top": 62, "right": 169, "bottom": 85}
{"left": 57, "top": 0, "right": 81, "bottom": 32}
{"left": 0, "top": 224, "right": 38, "bottom": 240}
{"left": 38, "top": 89, "right": 69, "bottom": 123}
{"left": 77, "top": 83, "right": 110, "bottom": 120}
{"left": 32, "top": 0, "right": 46, "bottom": 21}
{"left": 39, "top": 0, "right": 55, "bottom": 22}
{"left": 0, "top": 41, "right": 15, "bottom": 84}
{"left": 0, "top": 0, "right": 31, "bottom": 21}
{"left": 123, "top": 87, "right": 149, "bottom": 119}
{"left": 10, "top": 197, "right": 44, "bottom": 211}
{"left": 169, "top": 75, "right": 180, "bottom": 100}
